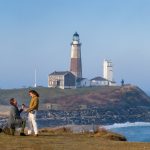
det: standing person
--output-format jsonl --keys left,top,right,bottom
{"left": 8, "top": 98, "right": 26, "bottom": 136}
{"left": 26, "top": 90, "right": 39, "bottom": 136}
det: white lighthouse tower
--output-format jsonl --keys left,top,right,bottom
{"left": 70, "top": 32, "right": 82, "bottom": 78}
{"left": 103, "top": 59, "right": 113, "bottom": 81}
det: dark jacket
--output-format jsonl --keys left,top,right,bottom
{"left": 8, "top": 105, "right": 23, "bottom": 128}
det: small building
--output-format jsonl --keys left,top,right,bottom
{"left": 48, "top": 71, "right": 76, "bottom": 89}
{"left": 45, "top": 103, "right": 61, "bottom": 110}
{"left": 108, "top": 80, "right": 116, "bottom": 86}
{"left": 90, "top": 76, "right": 109, "bottom": 86}
{"left": 79, "top": 104, "right": 87, "bottom": 110}
{"left": 76, "top": 78, "right": 91, "bottom": 88}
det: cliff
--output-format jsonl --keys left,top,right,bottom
{"left": 43, "top": 85, "right": 150, "bottom": 124}
{"left": 44, "top": 85, "right": 150, "bottom": 108}
{"left": 0, "top": 85, "right": 150, "bottom": 124}
{"left": 1, "top": 85, "right": 150, "bottom": 107}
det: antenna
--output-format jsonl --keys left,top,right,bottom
{"left": 34, "top": 69, "right": 37, "bottom": 87}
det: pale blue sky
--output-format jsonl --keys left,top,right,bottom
{"left": 0, "top": 0, "right": 150, "bottom": 91}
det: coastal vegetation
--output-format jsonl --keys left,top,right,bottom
{"left": 0, "top": 126, "right": 150, "bottom": 150}
{"left": 1, "top": 85, "right": 150, "bottom": 124}
{"left": 0, "top": 86, "right": 150, "bottom": 149}
{"left": 0, "top": 85, "right": 150, "bottom": 108}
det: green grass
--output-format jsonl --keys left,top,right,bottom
{"left": 0, "top": 86, "right": 120, "bottom": 105}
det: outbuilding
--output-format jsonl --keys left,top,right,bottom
{"left": 48, "top": 71, "right": 76, "bottom": 89}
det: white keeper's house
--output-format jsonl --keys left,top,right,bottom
{"left": 90, "top": 76, "right": 109, "bottom": 86}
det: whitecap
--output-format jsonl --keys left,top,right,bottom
{"left": 103, "top": 122, "right": 150, "bottom": 129}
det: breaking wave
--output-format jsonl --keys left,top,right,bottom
{"left": 104, "top": 122, "right": 150, "bottom": 129}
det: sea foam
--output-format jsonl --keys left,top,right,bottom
{"left": 104, "top": 122, "right": 150, "bottom": 129}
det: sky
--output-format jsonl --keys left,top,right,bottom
{"left": 0, "top": 0, "right": 150, "bottom": 92}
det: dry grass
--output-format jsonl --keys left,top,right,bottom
{"left": 39, "top": 127, "right": 72, "bottom": 135}
{"left": 91, "top": 127, "right": 127, "bottom": 141}
{"left": 1, "top": 128, "right": 150, "bottom": 150}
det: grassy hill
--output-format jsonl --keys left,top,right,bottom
{"left": 0, "top": 85, "right": 150, "bottom": 108}
{"left": 0, "top": 85, "right": 150, "bottom": 132}
{"left": 0, "top": 86, "right": 121, "bottom": 105}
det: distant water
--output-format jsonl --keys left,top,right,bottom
{"left": 104, "top": 122, "right": 150, "bottom": 142}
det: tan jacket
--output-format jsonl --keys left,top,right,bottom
{"left": 27, "top": 96, "right": 39, "bottom": 112}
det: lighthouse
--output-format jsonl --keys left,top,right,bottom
{"left": 70, "top": 32, "right": 82, "bottom": 78}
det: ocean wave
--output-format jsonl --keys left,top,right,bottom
{"left": 104, "top": 122, "right": 150, "bottom": 129}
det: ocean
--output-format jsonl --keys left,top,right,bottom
{"left": 105, "top": 122, "right": 150, "bottom": 142}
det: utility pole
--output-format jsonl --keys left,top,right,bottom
{"left": 34, "top": 69, "right": 37, "bottom": 87}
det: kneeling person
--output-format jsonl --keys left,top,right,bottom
{"left": 8, "top": 98, "right": 26, "bottom": 136}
